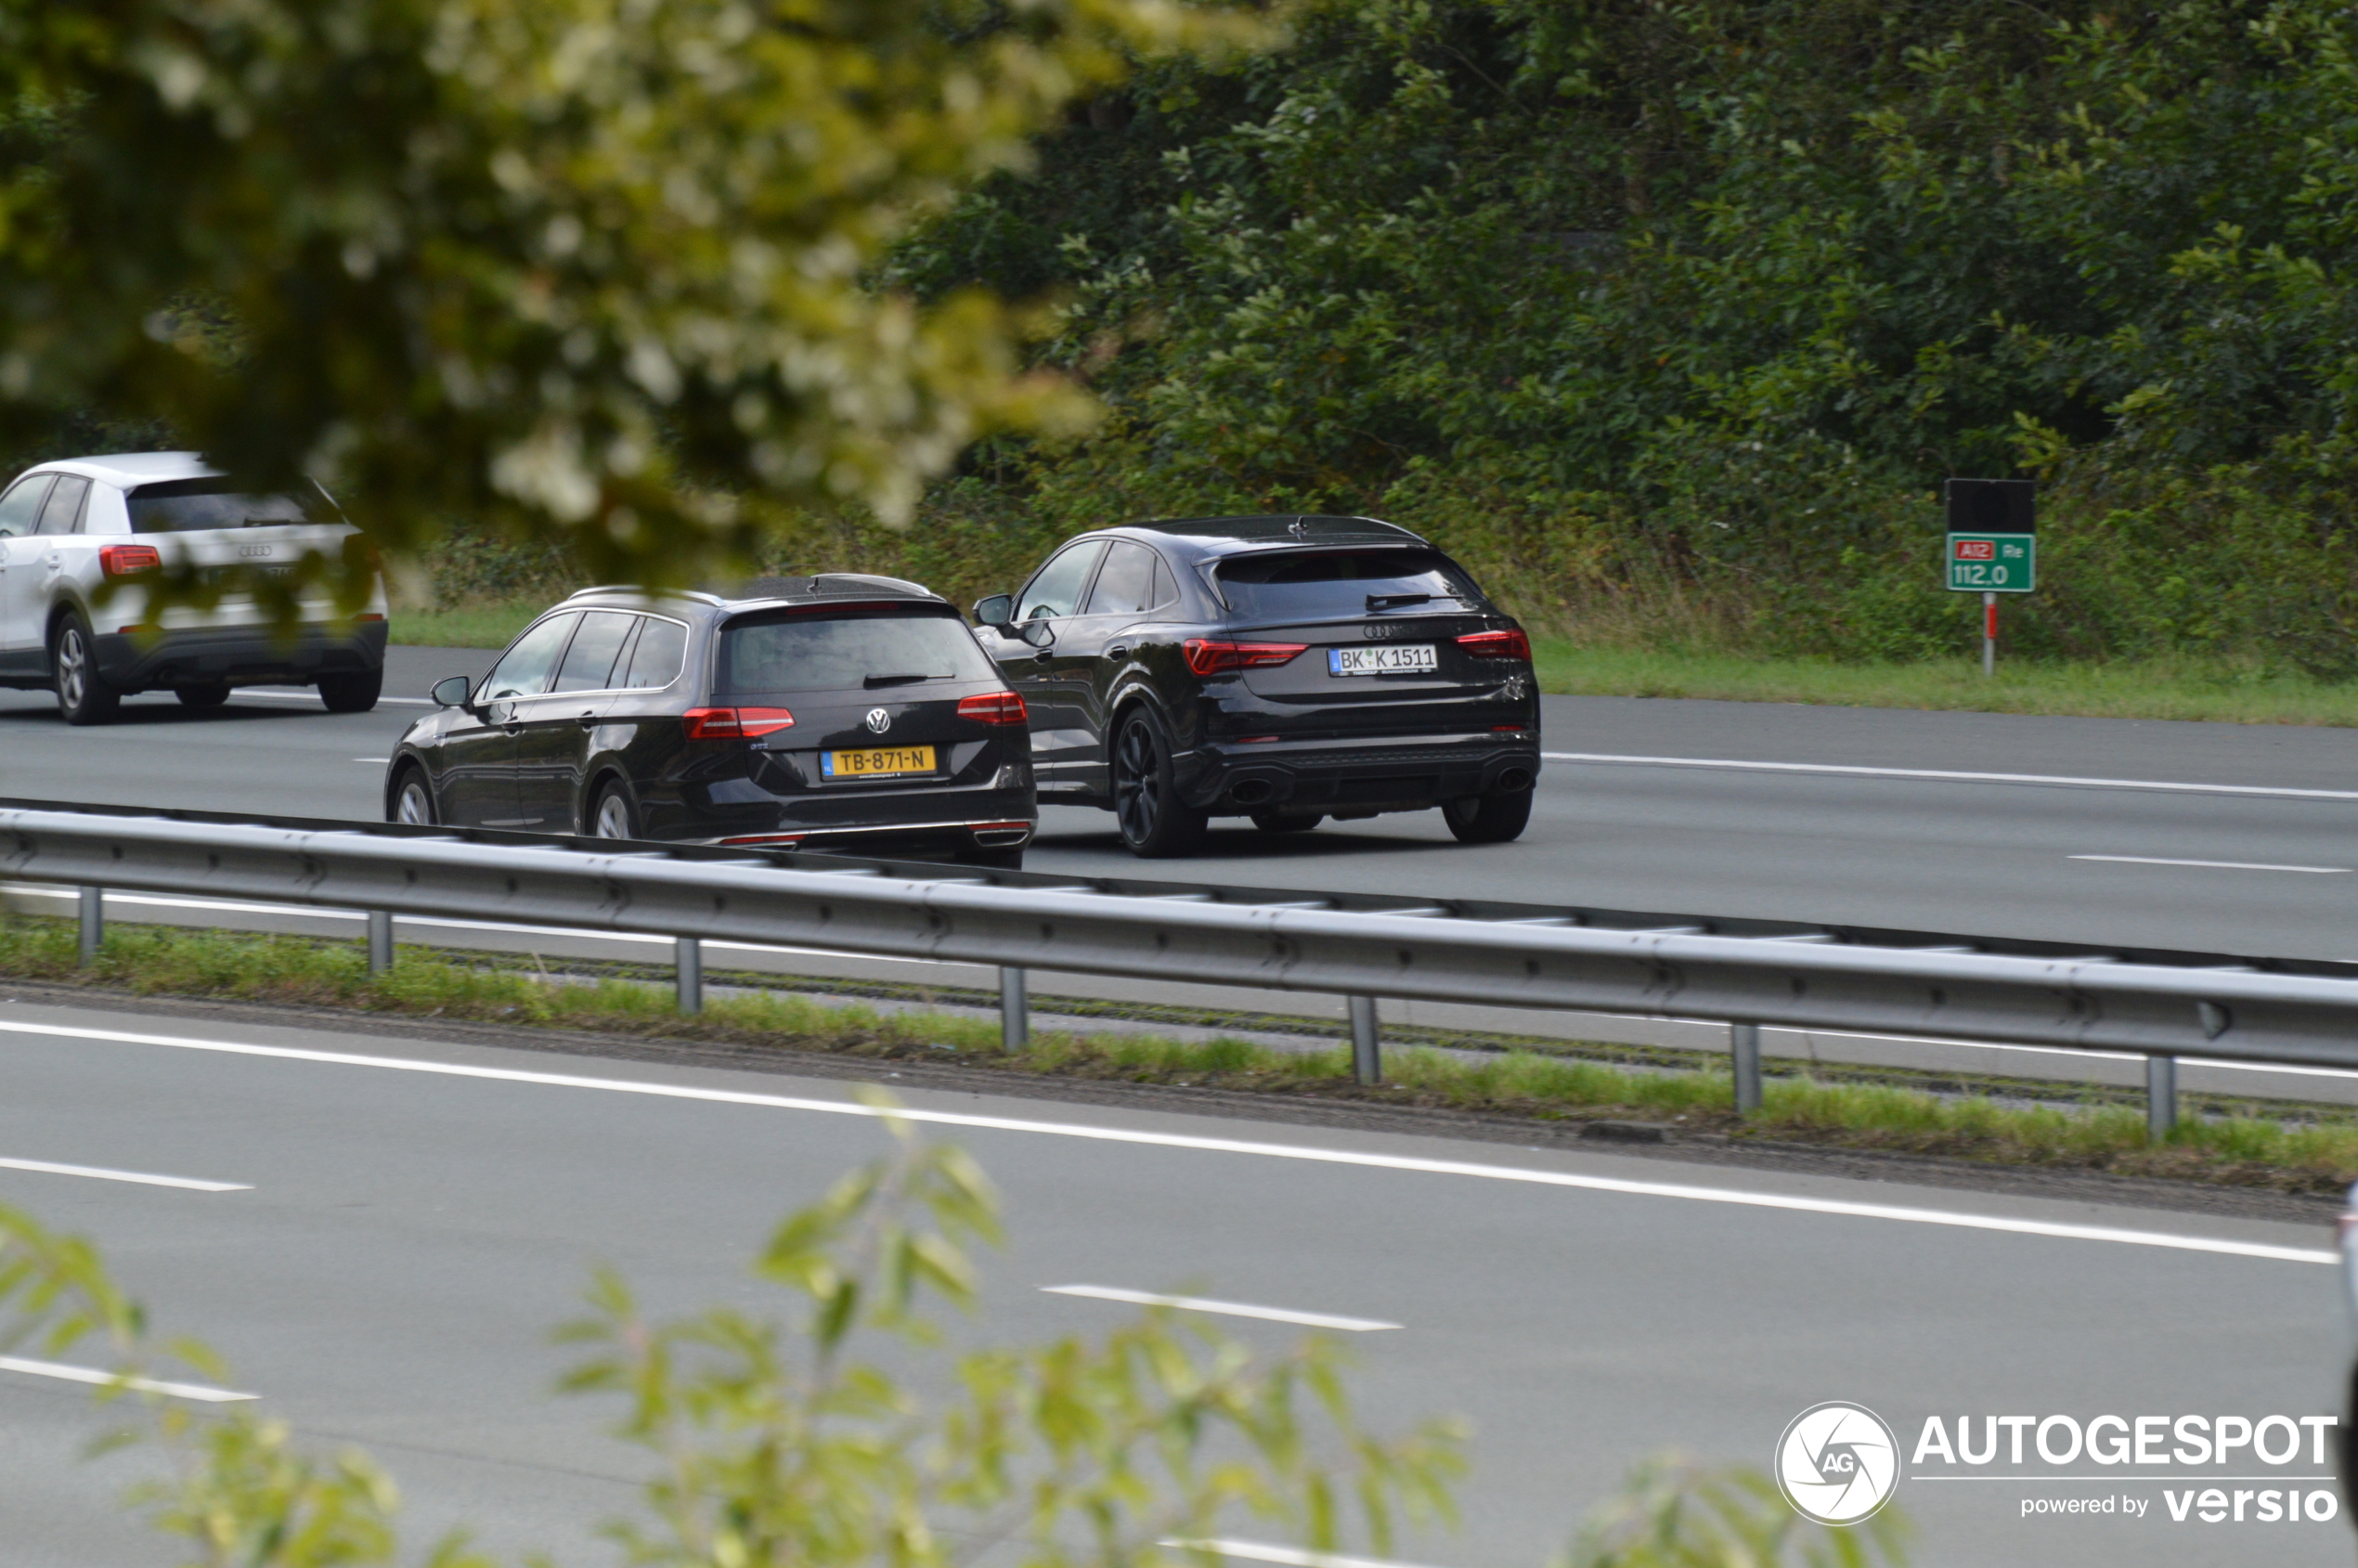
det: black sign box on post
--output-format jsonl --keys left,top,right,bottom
{"left": 1944, "top": 477, "right": 2035, "bottom": 533}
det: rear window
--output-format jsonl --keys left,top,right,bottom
{"left": 126, "top": 477, "right": 334, "bottom": 533}
{"left": 1215, "top": 548, "right": 1486, "bottom": 620}
{"left": 717, "top": 607, "right": 996, "bottom": 696}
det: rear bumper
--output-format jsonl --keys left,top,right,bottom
{"left": 1179, "top": 732, "right": 1540, "bottom": 815}
{"left": 92, "top": 620, "right": 388, "bottom": 692}
{"left": 656, "top": 778, "right": 1038, "bottom": 857}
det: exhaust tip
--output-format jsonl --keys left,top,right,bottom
{"left": 1230, "top": 779, "right": 1274, "bottom": 806}
{"left": 1496, "top": 767, "right": 1533, "bottom": 793}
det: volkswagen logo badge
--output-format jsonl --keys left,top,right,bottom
{"left": 864, "top": 707, "right": 891, "bottom": 734}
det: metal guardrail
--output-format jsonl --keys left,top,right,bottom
{"left": 5, "top": 797, "right": 2358, "bottom": 1136}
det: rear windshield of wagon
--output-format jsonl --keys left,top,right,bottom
{"left": 126, "top": 477, "right": 339, "bottom": 532}
{"left": 715, "top": 605, "right": 998, "bottom": 696}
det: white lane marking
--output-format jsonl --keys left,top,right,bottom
{"left": 0, "top": 1019, "right": 2331, "bottom": 1266}
{"left": 237, "top": 687, "right": 434, "bottom": 706}
{"left": 0, "top": 1355, "right": 256, "bottom": 1403}
{"left": 1166, "top": 1540, "right": 1447, "bottom": 1568}
{"left": 0, "top": 1156, "right": 247, "bottom": 1192}
{"left": 353, "top": 757, "right": 391, "bottom": 764}
{"left": 1042, "top": 1285, "right": 1400, "bottom": 1332}
{"left": 2069, "top": 854, "right": 2351, "bottom": 875}
{"left": 1546, "top": 752, "right": 2358, "bottom": 803}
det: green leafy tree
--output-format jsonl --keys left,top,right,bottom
{"left": 0, "top": 0, "right": 1262, "bottom": 617}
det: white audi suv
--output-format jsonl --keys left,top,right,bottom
{"left": 0, "top": 452, "right": 388, "bottom": 723}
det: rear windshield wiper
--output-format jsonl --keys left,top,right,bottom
{"left": 863, "top": 672, "right": 949, "bottom": 688}
{"left": 1366, "top": 592, "right": 1434, "bottom": 611}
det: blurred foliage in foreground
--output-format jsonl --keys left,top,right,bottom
{"left": 0, "top": 0, "right": 1263, "bottom": 618}
{"left": 0, "top": 1107, "right": 1906, "bottom": 1566}
{"left": 743, "top": 0, "right": 2358, "bottom": 677}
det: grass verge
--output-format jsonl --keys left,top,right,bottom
{"left": 386, "top": 600, "right": 538, "bottom": 651}
{"left": 8, "top": 915, "right": 2354, "bottom": 1196}
{"left": 1535, "top": 640, "right": 2358, "bottom": 726}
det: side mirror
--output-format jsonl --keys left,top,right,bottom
{"left": 1018, "top": 619, "right": 1056, "bottom": 650}
{"left": 972, "top": 593, "right": 1014, "bottom": 629}
{"left": 432, "top": 675, "right": 473, "bottom": 708}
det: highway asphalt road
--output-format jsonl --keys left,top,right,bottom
{"left": 5, "top": 645, "right": 2358, "bottom": 962}
{"left": 0, "top": 995, "right": 2344, "bottom": 1568}
{"left": 15, "top": 646, "right": 2358, "bottom": 1102}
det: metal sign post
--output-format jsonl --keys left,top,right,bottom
{"left": 1944, "top": 479, "right": 2035, "bottom": 676}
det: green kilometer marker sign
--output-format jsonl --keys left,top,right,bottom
{"left": 1946, "top": 532, "right": 2035, "bottom": 592}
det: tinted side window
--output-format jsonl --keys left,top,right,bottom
{"left": 35, "top": 476, "right": 89, "bottom": 535}
{"left": 1017, "top": 541, "right": 1106, "bottom": 621}
{"left": 1083, "top": 540, "right": 1160, "bottom": 616}
{"left": 552, "top": 611, "right": 637, "bottom": 693}
{"left": 0, "top": 476, "right": 53, "bottom": 538}
{"left": 484, "top": 613, "right": 580, "bottom": 699}
{"left": 622, "top": 616, "right": 688, "bottom": 689}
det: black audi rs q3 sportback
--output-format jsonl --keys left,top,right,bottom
{"left": 969, "top": 515, "right": 1539, "bottom": 858}
{"left": 384, "top": 577, "right": 1037, "bottom": 865}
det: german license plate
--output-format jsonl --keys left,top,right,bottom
{"left": 1328, "top": 644, "right": 1437, "bottom": 676}
{"left": 823, "top": 745, "right": 936, "bottom": 779}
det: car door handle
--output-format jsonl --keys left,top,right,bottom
{"left": 1106, "top": 644, "right": 1129, "bottom": 659}
{"left": 576, "top": 712, "right": 599, "bottom": 729}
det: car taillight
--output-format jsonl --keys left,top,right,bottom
{"left": 682, "top": 706, "right": 796, "bottom": 740}
{"left": 1183, "top": 639, "right": 1307, "bottom": 677}
{"left": 958, "top": 691, "right": 1028, "bottom": 725}
{"left": 100, "top": 544, "right": 162, "bottom": 577}
{"left": 1457, "top": 628, "right": 1532, "bottom": 660}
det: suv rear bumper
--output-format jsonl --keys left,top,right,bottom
{"left": 1181, "top": 732, "right": 1540, "bottom": 815}
{"left": 660, "top": 777, "right": 1038, "bottom": 857}
{"left": 90, "top": 620, "right": 388, "bottom": 693}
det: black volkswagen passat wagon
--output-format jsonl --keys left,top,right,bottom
{"left": 970, "top": 515, "right": 1538, "bottom": 857}
{"left": 384, "top": 577, "right": 1037, "bottom": 864}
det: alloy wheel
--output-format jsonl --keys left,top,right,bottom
{"left": 56, "top": 628, "right": 86, "bottom": 712}
{"left": 594, "top": 790, "right": 633, "bottom": 839}
{"left": 395, "top": 777, "right": 434, "bottom": 825}
{"left": 1113, "top": 719, "right": 1160, "bottom": 844}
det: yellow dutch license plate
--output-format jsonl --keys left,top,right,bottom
{"left": 823, "top": 745, "right": 936, "bottom": 780}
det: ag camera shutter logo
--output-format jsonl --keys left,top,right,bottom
{"left": 1776, "top": 1402, "right": 1902, "bottom": 1524}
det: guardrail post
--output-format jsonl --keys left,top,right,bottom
{"left": 1000, "top": 965, "right": 1029, "bottom": 1051}
{"left": 1350, "top": 995, "right": 1381, "bottom": 1084}
{"left": 2146, "top": 1054, "right": 2177, "bottom": 1140}
{"left": 76, "top": 886, "right": 101, "bottom": 966}
{"left": 366, "top": 911, "right": 394, "bottom": 976}
{"left": 1731, "top": 1021, "right": 1763, "bottom": 1114}
{"left": 676, "top": 936, "right": 703, "bottom": 1015}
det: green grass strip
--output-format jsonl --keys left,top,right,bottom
{"left": 6, "top": 914, "right": 2352, "bottom": 1195}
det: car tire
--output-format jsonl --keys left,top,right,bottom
{"left": 1442, "top": 788, "right": 1533, "bottom": 845}
{"left": 1111, "top": 708, "right": 1207, "bottom": 858}
{"left": 51, "top": 616, "right": 121, "bottom": 726}
{"left": 318, "top": 667, "right": 382, "bottom": 713}
{"left": 1249, "top": 811, "right": 1322, "bottom": 834}
{"left": 177, "top": 682, "right": 231, "bottom": 709}
{"left": 389, "top": 766, "right": 437, "bottom": 826}
{"left": 590, "top": 779, "right": 640, "bottom": 840}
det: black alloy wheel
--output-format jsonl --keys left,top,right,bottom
{"left": 391, "top": 767, "right": 437, "bottom": 825}
{"left": 318, "top": 667, "right": 383, "bottom": 713}
{"left": 1442, "top": 788, "right": 1533, "bottom": 845}
{"left": 177, "top": 682, "right": 231, "bottom": 709}
{"left": 590, "top": 780, "right": 639, "bottom": 840}
{"left": 1249, "top": 811, "right": 1322, "bottom": 834}
{"left": 51, "top": 615, "right": 120, "bottom": 726}
{"left": 1110, "top": 710, "right": 1206, "bottom": 858}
